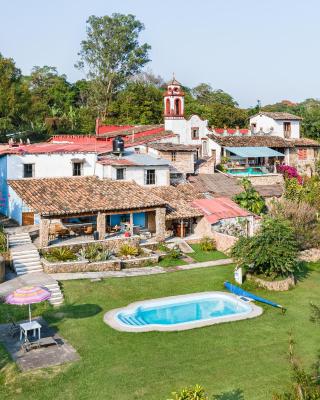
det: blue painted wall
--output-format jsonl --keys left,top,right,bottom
{"left": 109, "top": 212, "right": 146, "bottom": 227}
{"left": 0, "top": 156, "right": 8, "bottom": 216}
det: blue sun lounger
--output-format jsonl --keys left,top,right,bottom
{"left": 224, "top": 281, "right": 286, "bottom": 312}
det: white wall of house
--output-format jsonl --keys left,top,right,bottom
{"left": 250, "top": 115, "right": 300, "bottom": 139}
{"left": 165, "top": 115, "right": 210, "bottom": 145}
{"left": 6, "top": 152, "right": 97, "bottom": 179}
{"left": 99, "top": 164, "right": 170, "bottom": 186}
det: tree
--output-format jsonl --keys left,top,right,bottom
{"left": 0, "top": 53, "right": 31, "bottom": 137}
{"left": 76, "top": 13, "right": 151, "bottom": 119}
{"left": 233, "top": 178, "right": 266, "bottom": 214}
{"left": 192, "top": 83, "right": 238, "bottom": 106}
{"left": 27, "top": 66, "right": 76, "bottom": 122}
{"left": 109, "top": 81, "right": 163, "bottom": 125}
{"left": 269, "top": 198, "right": 320, "bottom": 250}
{"left": 231, "top": 217, "right": 299, "bottom": 278}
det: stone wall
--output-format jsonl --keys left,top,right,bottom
{"left": 42, "top": 258, "right": 121, "bottom": 273}
{"left": 246, "top": 174, "right": 284, "bottom": 186}
{"left": 193, "top": 217, "right": 214, "bottom": 238}
{"left": 289, "top": 147, "right": 318, "bottom": 177}
{"left": 197, "top": 154, "right": 216, "bottom": 174}
{"left": 43, "top": 236, "right": 140, "bottom": 253}
{"left": 155, "top": 207, "right": 166, "bottom": 241}
{"left": 121, "top": 254, "right": 160, "bottom": 269}
{"left": 156, "top": 150, "right": 195, "bottom": 174}
{"left": 212, "top": 231, "right": 238, "bottom": 253}
{"left": 246, "top": 273, "right": 295, "bottom": 291}
{"left": 299, "top": 248, "right": 320, "bottom": 262}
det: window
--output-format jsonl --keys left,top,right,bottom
{"left": 116, "top": 168, "right": 126, "bottom": 180}
{"left": 171, "top": 151, "right": 177, "bottom": 161}
{"left": 283, "top": 122, "right": 291, "bottom": 138}
{"left": 174, "top": 98, "right": 180, "bottom": 115}
{"left": 72, "top": 162, "right": 83, "bottom": 176}
{"left": 145, "top": 169, "right": 156, "bottom": 185}
{"left": 191, "top": 127, "right": 199, "bottom": 139}
{"left": 23, "top": 164, "right": 34, "bottom": 178}
{"left": 298, "top": 148, "right": 307, "bottom": 160}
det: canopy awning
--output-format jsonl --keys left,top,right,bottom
{"left": 225, "top": 146, "right": 284, "bottom": 158}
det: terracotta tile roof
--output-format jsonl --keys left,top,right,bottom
{"left": 8, "top": 177, "right": 166, "bottom": 217}
{"left": 209, "top": 134, "right": 293, "bottom": 148}
{"left": 148, "top": 185, "right": 205, "bottom": 220}
{"left": 192, "top": 197, "right": 252, "bottom": 224}
{"left": 288, "top": 138, "right": 320, "bottom": 147}
{"left": 188, "top": 174, "right": 283, "bottom": 198}
{"left": 252, "top": 112, "right": 302, "bottom": 121}
{"left": 148, "top": 143, "right": 200, "bottom": 152}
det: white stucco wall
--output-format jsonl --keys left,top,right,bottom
{"left": 100, "top": 164, "right": 170, "bottom": 186}
{"left": 250, "top": 115, "right": 300, "bottom": 139}
{"left": 6, "top": 152, "right": 98, "bottom": 179}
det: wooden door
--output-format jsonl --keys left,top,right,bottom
{"left": 22, "top": 212, "right": 34, "bottom": 226}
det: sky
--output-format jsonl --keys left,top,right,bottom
{"left": 1, "top": 0, "right": 320, "bottom": 108}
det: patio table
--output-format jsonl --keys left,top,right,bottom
{"left": 19, "top": 321, "right": 41, "bottom": 341}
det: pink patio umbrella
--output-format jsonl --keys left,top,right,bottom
{"left": 5, "top": 286, "right": 51, "bottom": 322}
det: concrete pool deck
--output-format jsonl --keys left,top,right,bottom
{"left": 103, "top": 291, "right": 263, "bottom": 332}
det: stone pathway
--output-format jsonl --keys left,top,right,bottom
{"left": 50, "top": 258, "right": 233, "bottom": 281}
{"left": 0, "top": 317, "right": 80, "bottom": 371}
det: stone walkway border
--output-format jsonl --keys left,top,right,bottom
{"left": 50, "top": 258, "right": 233, "bottom": 281}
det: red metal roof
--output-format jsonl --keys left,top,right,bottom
{"left": 96, "top": 125, "right": 134, "bottom": 135}
{"left": 0, "top": 129, "right": 176, "bottom": 156}
{"left": 192, "top": 197, "right": 251, "bottom": 224}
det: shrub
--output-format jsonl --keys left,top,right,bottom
{"left": 277, "top": 164, "right": 303, "bottom": 184}
{"left": 199, "top": 236, "right": 216, "bottom": 252}
{"left": 231, "top": 217, "right": 299, "bottom": 278}
{"left": 156, "top": 242, "right": 170, "bottom": 253}
{"left": 168, "top": 384, "right": 208, "bottom": 400}
{"left": 269, "top": 198, "right": 320, "bottom": 250}
{"left": 0, "top": 226, "right": 7, "bottom": 254}
{"left": 168, "top": 245, "right": 182, "bottom": 259}
{"left": 233, "top": 178, "right": 266, "bottom": 214}
{"left": 83, "top": 243, "right": 103, "bottom": 261}
{"left": 95, "top": 249, "right": 113, "bottom": 262}
{"left": 44, "top": 247, "right": 77, "bottom": 262}
{"left": 118, "top": 243, "right": 139, "bottom": 257}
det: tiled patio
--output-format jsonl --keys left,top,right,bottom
{"left": 0, "top": 317, "right": 80, "bottom": 371}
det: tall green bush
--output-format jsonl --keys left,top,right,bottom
{"left": 233, "top": 178, "right": 266, "bottom": 215}
{"left": 231, "top": 217, "right": 299, "bottom": 278}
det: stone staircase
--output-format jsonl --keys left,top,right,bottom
{"left": 8, "top": 233, "right": 43, "bottom": 275}
{"left": 7, "top": 232, "right": 64, "bottom": 307}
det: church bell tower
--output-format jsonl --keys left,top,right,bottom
{"left": 163, "top": 75, "right": 185, "bottom": 119}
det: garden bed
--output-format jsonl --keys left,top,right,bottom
{"left": 246, "top": 273, "right": 295, "bottom": 291}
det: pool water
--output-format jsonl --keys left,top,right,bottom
{"left": 227, "top": 167, "right": 265, "bottom": 176}
{"left": 116, "top": 293, "right": 251, "bottom": 327}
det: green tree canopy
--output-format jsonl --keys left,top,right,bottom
{"left": 231, "top": 217, "right": 299, "bottom": 278}
{"left": 76, "top": 13, "right": 151, "bottom": 119}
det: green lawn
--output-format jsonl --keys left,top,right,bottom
{"left": 157, "top": 256, "right": 188, "bottom": 268}
{"left": 1, "top": 263, "right": 320, "bottom": 400}
{"left": 189, "top": 244, "right": 229, "bottom": 262}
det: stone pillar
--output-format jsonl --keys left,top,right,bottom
{"left": 97, "top": 212, "right": 106, "bottom": 240}
{"left": 155, "top": 208, "right": 166, "bottom": 241}
{"left": 39, "top": 218, "right": 50, "bottom": 248}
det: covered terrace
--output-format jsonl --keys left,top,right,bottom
{"left": 8, "top": 177, "right": 167, "bottom": 247}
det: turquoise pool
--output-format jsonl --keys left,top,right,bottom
{"left": 227, "top": 167, "right": 266, "bottom": 176}
{"left": 104, "top": 292, "right": 262, "bottom": 332}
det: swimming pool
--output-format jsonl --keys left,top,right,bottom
{"left": 103, "top": 292, "right": 263, "bottom": 332}
{"left": 227, "top": 167, "right": 266, "bottom": 176}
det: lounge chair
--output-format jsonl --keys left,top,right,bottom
{"left": 7, "top": 317, "right": 20, "bottom": 338}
